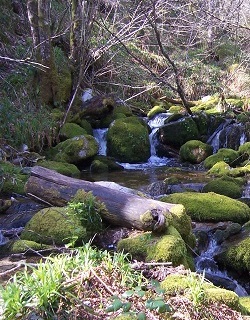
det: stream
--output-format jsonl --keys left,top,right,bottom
{"left": 1, "top": 112, "right": 250, "bottom": 296}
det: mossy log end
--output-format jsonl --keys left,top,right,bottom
{"left": 25, "top": 166, "right": 177, "bottom": 232}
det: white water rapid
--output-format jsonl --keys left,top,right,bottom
{"left": 195, "top": 234, "right": 248, "bottom": 296}
{"left": 93, "top": 128, "right": 108, "bottom": 156}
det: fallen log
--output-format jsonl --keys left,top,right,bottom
{"left": 25, "top": 166, "right": 178, "bottom": 233}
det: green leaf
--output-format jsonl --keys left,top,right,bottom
{"left": 122, "top": 290, "right": 134, "bottom": 298}
{"left": 122, "top": 302, "right": 132, "bottom": 312}
{"left": 145, "top": 298, "right": 170, "bottom": 313}
{"left": 137, "top": 312, "right": 147, "bottom": 320}
{"left": 112, "top": 298, "right": 123, "bottom": 311}
{"left": 106, "top": 297, "right": 123, "bottom": 312}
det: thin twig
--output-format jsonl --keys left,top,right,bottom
{"left": 90, "top": 267, "right": 115, "bottom": 296}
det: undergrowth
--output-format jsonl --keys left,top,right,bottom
{"left": 0, "top": 244, "right": 245, "bottom": 320}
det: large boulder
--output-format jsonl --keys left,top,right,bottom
{"left": 161, "top": 192, "right": 250, "bottom": 223}
{"left": 107, "top": 117, "right": 150, "bottom": 163}
{"left": 158, "top": 117, "right": 200, "bottom": 148}
{"left": 179, "top": 140, "right": 213, "bottom": 164}
{"left": 215, "top": 237, "right": 250, "bottom": 274}
{"left": 204, "top": 148, "right": 240, "bottom": 169}
{"left": 160, "top": 274, "right": 241, "bottom": 311}
{"left": 59, "top": 122, "right": 87, "bottom": 140}
{"left": 117, "top": 226, "right": 193, "bottom": 269}
{"left": 51, "top": 135, "right": 99, "bottom": 165}
{"left": 20, "top": 207, "right": 87, "bottom": 245}
{"left": 202, "top": 176, "right": 244, "bottom": 199}
{"left": 37, "top": 160, "right": 81, "bottom": 177}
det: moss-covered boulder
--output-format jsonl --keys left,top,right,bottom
{"left": 165, "top": 204, "right": 196, "bottom": 248}
{"left": 161, "top": 192, "right": 250, "bottom": 223}
{"left": 158, "top": 117, "right": 200, "bottom": 148}
{"left": 20, "top": 206, "right": 87, "bottom": 245}
{"left": 193, "top": 112, "right": 210, "bottom": 137}
{"left": 70, "top": 117, "right": 93, "bottom": 135}
{"left": 216, "top": 237, "right": 250, "bottom": 274}
{"left": 37, "top": 160, "right": 80, "bottom": 177}
{"left": 160, "top": 273, "right": 240, "bottom": 311}
{"left": 202, "top": 176, "right": 244, "bottom": 199}
{"left": 0, "top": 239, "right": 50, "bottom": 255}
{"left": 208, "top": 161, "right": 250, "bottom": 177}
{"left": 239, "top": 296, "right": 250, "bottom": 315}
{"left": 204, "top": 148, "right": 240, "bottom": 169}
{"left": 59, "top": 122, "right": 87, "bottom": 140}
{"left": 238, "top": 142, "right": 250, "bottom": 160}
{"left": 147, "top": 105, "right": 166, "bottom": 119}
{"left": 207, "top": 161, "right": 231, "bottom": 176}
{"left": 99, "top": 105, "right": 133, "bottom": 128}
{"left": 51, "top": 135, "right": 99, "bottom": 165}
{"left": 117, "top": 226, "right": 192, "bottom": 269}
{"left": 179, "top": 140, "right": 213, "bottom": 164}
{"left": 107, "top": 117, "right": 150, "bottom": 163}
{"left": 0, "top": 161, "right": 28, "bottom": 195}
{"left": 90, "top": 156, "right": 124, "bottom": 173}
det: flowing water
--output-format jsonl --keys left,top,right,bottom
{"left": 194, "top": 231, "right": 248, "bottom": 296}
{"left": 1, "top": 113, "right": 250, "bottom": 295}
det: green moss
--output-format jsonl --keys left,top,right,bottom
{"left": 146, "top": 233, "right": 189, "bottom": 268}
{"left": 205, "top": 288, "right": 240, "bottom": 310}
{"left": 53, "top": 135, "right": 98, "bottom": 164}
{"left": 69, "top": 117, "right": 93, "bottom": 135}
{"left": 204, "top": 148, "right": 240, "bottom": 169}
{"left": 147, "top": 105, "right": 166, "bottom": 119}
{"left": 59, "top": 123, "right": 87, "bottom": 140}
{"left": 191, "top": 96, "right": 220, "bottom": 112}
{"left": 208, "top": 161, "right": 250, "bottom": 177}
{"left": 107, "top": 117, "right": 150, "bottom": 163}
{"left": 168, "top": 105, "right": 184, "bottom": 113}
{"left": 193, "top": 113, "right": 209, "bottom": 136}
{"left": 1, "top": 173, "right": 27, "bottom": 195}
{"left": 239, "top": 296, "right": 250, "bottom": 315}
{"left": 90, "top": 159, "right": 109, "bottom": 173}
{"left": 91, "top": 156, "right": 124, "bottom": 172}
{"left": 179, "top": 140, "right": 213, "bottom": 164}
{"left": 1, "top": 240, "right": 50, "bottom": 255}
{"left": 53, "top": 47, "right": 72, "bottom": 104}
{"left": 161, "top": 192, "right": 250, "bottom": 223}
{"left": 37, "top": 160, "right": 80, "bottom": 177}
{"left": 238, "top": 142, "right": 250, "bottom": 158}
{"left": 21, "top": 207, "right": 87, "bottom": 245}
{"left": 160, "top": 274, "right": 190, "bottom": 295}
{"left": 117, "top": 227, "right": 192, "bottom": 269}
{"left": 216, "top": 238, "right": 250, "bottom": 273}
{"left": 0, "top": 161, "right": 28, "bottom": 194}
{"left": 160, "top": 274, "right": 240, "bottom": 311}
{"left": 117, "top": 232, "right": 150, "bottom": 261}
{"left": 207, "top": 161, "right": 231, "bottom": 176}
{"left": 158, "top": 117, "right": 200, "bottom": 148}
{"left": 202, "top": 176, "right": 243, "bottom": 198}
{"left": 166, "top": 204, "right": 194, "bottom": 246}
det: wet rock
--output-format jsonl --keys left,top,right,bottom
{"left": 146, "top": 181, "right": 168, "bottom": 197}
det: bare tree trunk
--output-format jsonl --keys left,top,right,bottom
{"left": 27, "top": 0, "right": 58, "bottom": 106}
{"left": 27, "top": 0, "right": 40, "bottom": 49}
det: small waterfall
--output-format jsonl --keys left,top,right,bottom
{"left": 93, "top": 128, "right": 108, "bottom": 156}
{"left": 207, "top": 121, "right": 247, "bottom": 153}
{"left": 147, "top": 112, "right": 171, "bottom": 128}
{"left": 0, "top": 230, "right": 8, "bottom": 246}
{"left": 195, "top": 232, "right": 248, "bottom": 296}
